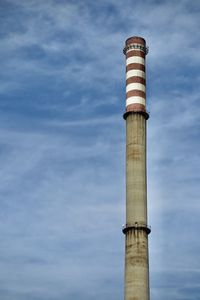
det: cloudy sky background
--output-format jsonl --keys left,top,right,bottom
{"left": 0, "top": 0, "right": 200, "bottom": 299}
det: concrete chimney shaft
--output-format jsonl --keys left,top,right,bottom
{"left": 123, "top": 36, "right": 150, "bottom": 300}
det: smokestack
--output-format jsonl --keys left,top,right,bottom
{"left": 123, "top": 36, "right": 150, "bottom": 300}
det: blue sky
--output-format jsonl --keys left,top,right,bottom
{"left": 0, "top": 0, "right": 200, "bottom": 299}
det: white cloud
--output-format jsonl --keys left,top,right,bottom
{"left": 0, "top": 0, "right": 200, "bottom": 299}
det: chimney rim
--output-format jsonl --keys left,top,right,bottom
{"left": 125, "top": 36, "right": 146, "bottom": 45}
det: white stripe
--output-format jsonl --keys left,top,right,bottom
{"left": 126, "top": 56, "right": 145, "bottom": 66}
{"left": 126, "top": 47, "right": 145, "bottom": 55}
{"left": 126, "top": 70, "right": 145, "bottom": 79}
{"left": 126, "top": 83, "right": 146, "bottom": 93}
{"left": 126, "top": 97, "right": 146, "bottom": 106}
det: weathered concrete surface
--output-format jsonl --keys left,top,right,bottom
{"left": 126, "top": 113, "right": 147, "bottom": 226}
{"left": 125, "top": 229, "right": 150, "bottom": 300}
{"left": 124, "top": 113, "right": 150, "bottom": 300}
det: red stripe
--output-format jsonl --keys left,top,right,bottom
{"left": 126, "top": 37, "right": 145, "bottom": 46}
{"left": 126, "top": 90, "right": 146, "bottom": 99}
{"left": 126, "top": 64, "right": 145, "bottom": 72}
{"left": 126, "top": 103, "right": 146, "bottom": 112}
{"left": 126, "top": 76, "right": 146, "bottom": 85}
{"left": 126, "top": 50, "right": 145, "bottom": 59}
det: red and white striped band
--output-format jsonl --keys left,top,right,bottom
{"left": 123, "top": 37, "right": 148, "bottom": 115}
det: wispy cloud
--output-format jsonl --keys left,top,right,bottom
{"left": 0, "top": 0, "right": 200, "bottom": 299}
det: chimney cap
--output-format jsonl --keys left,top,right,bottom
{"left": 123, "top": 36, "right": 148, "bottom": 55}
{"left": 125, "top": 36, "right": 146, "bottom": 46}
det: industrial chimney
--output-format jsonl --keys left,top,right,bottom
{"left": 123, "top": 36, "right": 150, "bottom": 300}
